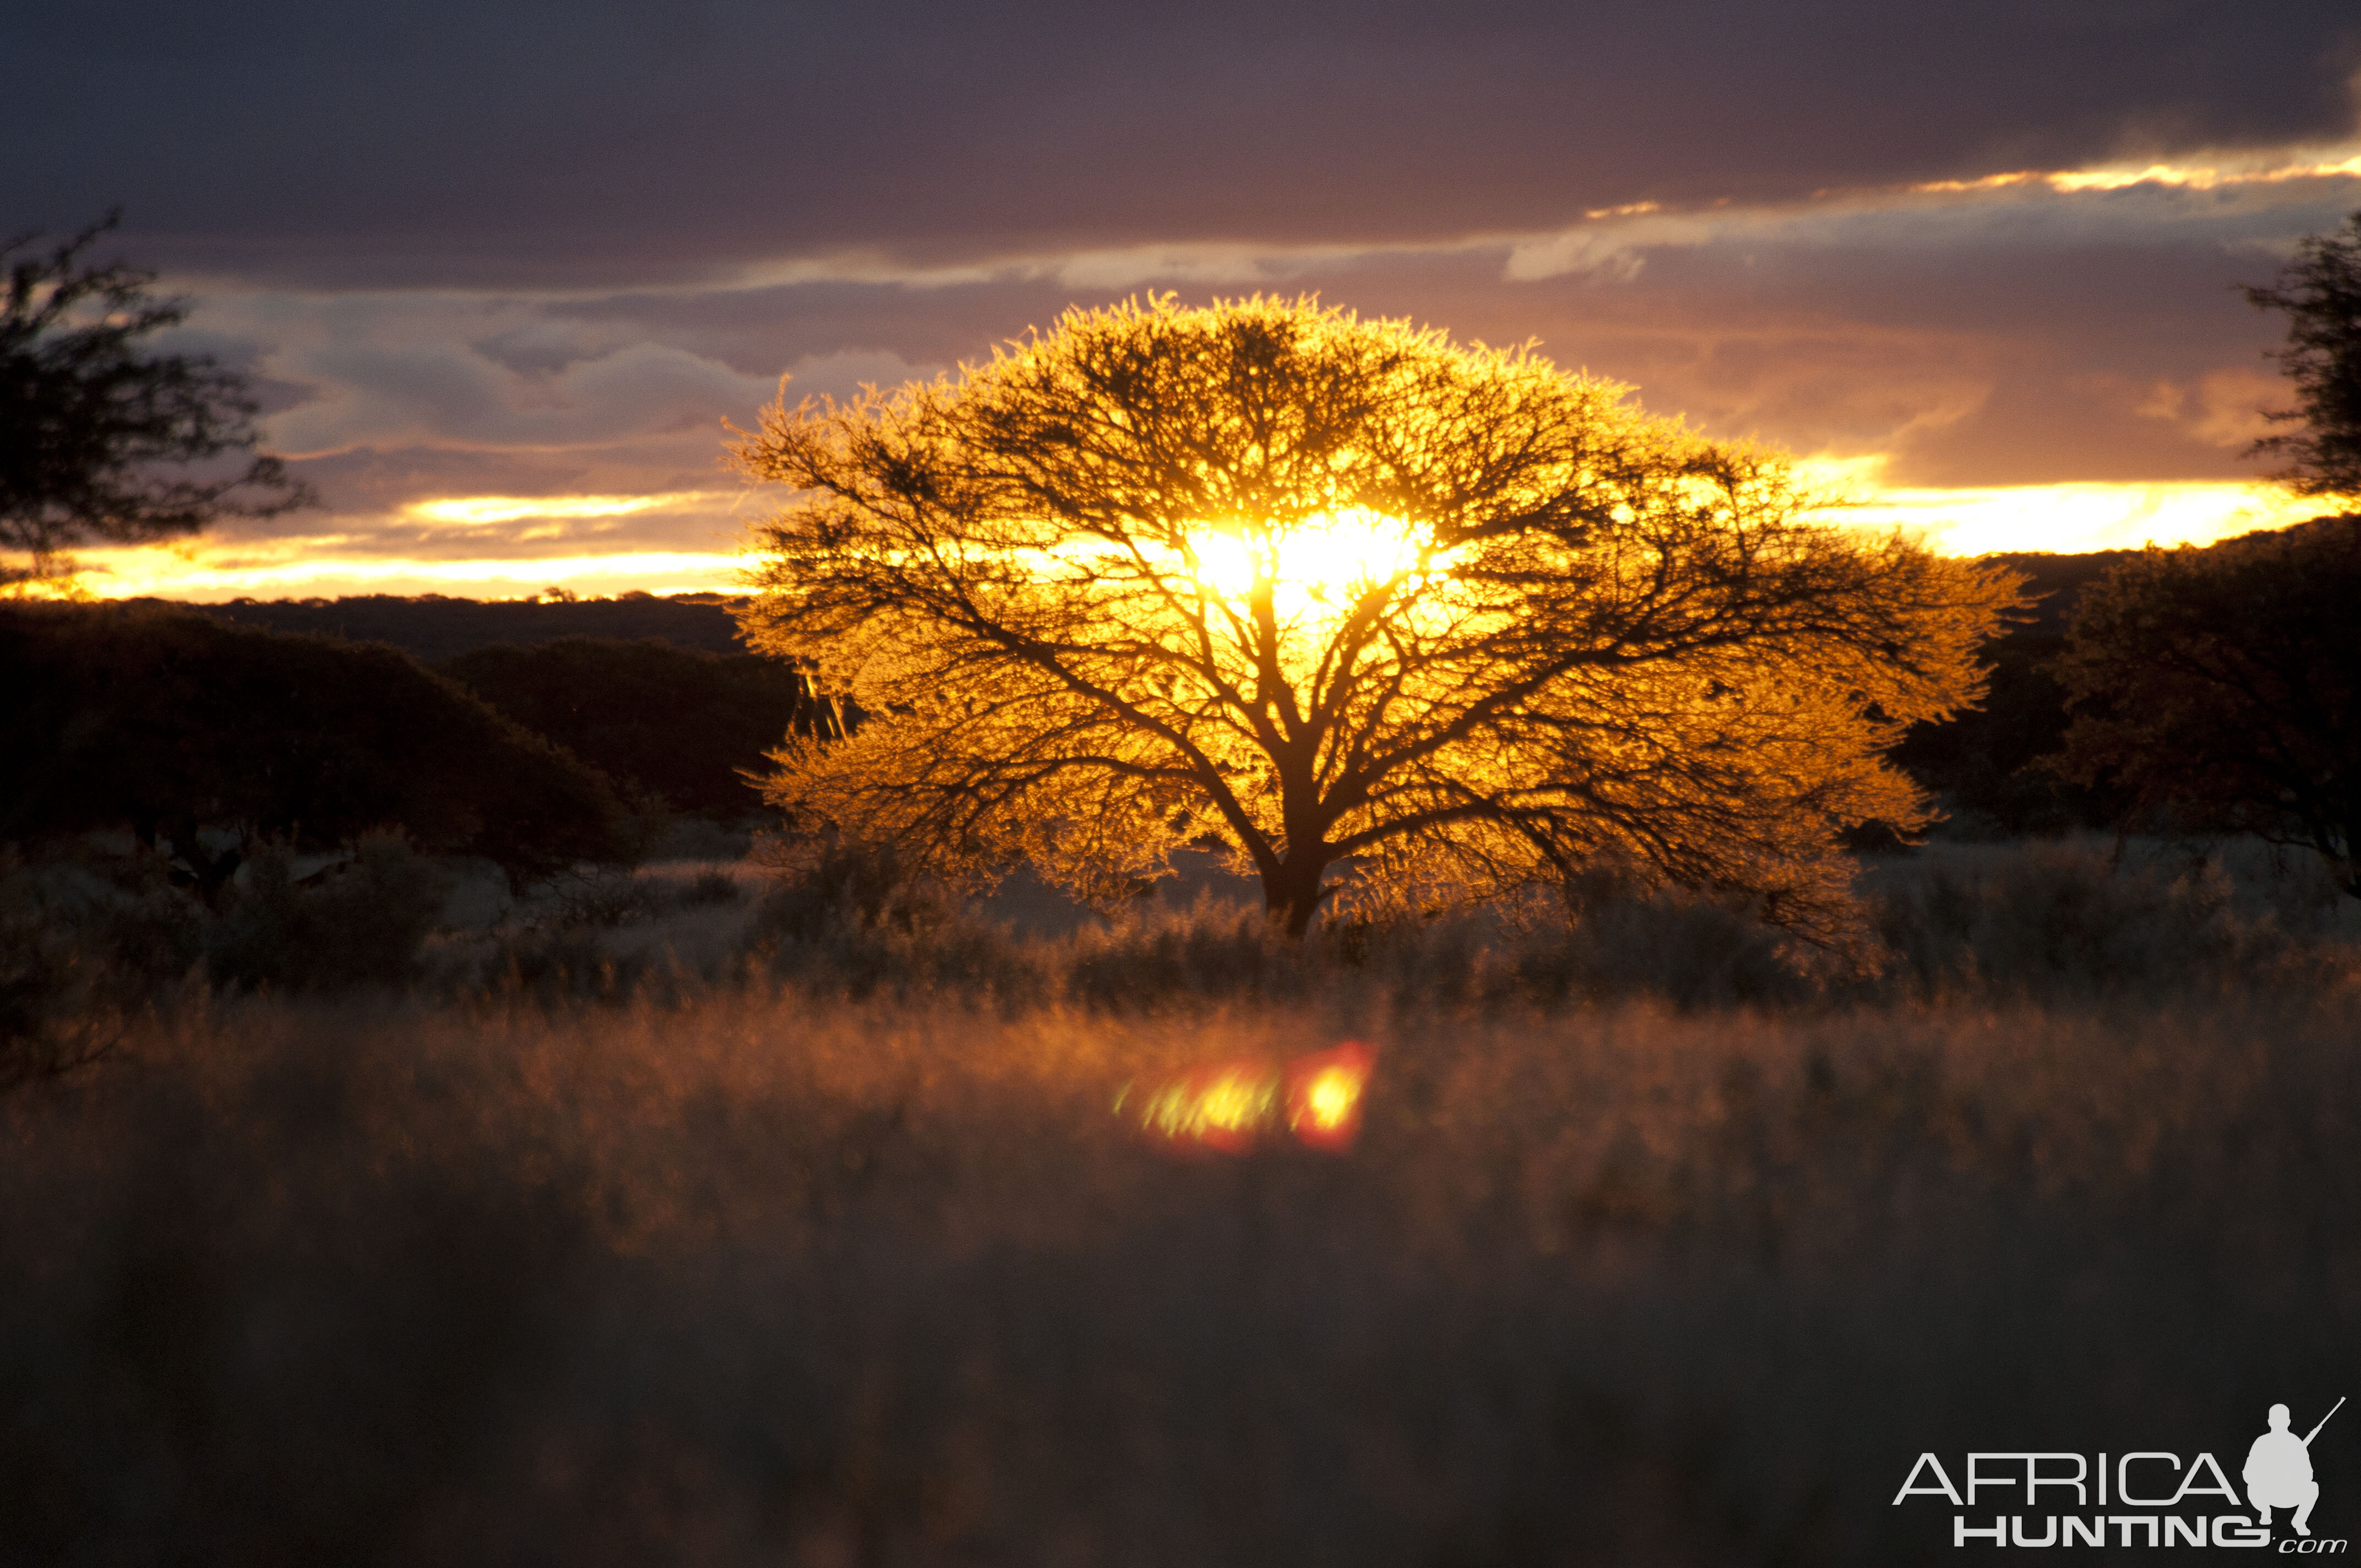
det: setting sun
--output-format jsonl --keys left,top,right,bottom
{"left": 1184, "top": 509, "right": 1456, "bottom": 606}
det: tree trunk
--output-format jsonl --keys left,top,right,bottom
{"left": 1261, "top": 855, "right": 1330, "bottom": 942}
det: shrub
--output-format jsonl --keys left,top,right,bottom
{"left": 1062, "top": 895, "right": 1318, "bottom": 1012}
{"left": 205, "top": 834, "right": 451, "bottom": 993}
{"left": 1862, "top": 839, "right": 2305, "bottom": 1000}
{"left": 0, "top": 845, "right": 201, "bottom": 1088}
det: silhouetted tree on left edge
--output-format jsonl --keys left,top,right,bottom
{"left": 1, "top": 213, "right": 311, "bottom": 588}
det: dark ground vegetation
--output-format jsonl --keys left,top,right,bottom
{"left": 3, "top": 543, "right": 2358, "bottom": 1565}
{"left": 1, "top": 835, "right": 2356, "bottom": 1566}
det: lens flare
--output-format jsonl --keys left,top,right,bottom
{"left": 1286, "top": 1041, "right": 1374, "bottom": 1152}
{"left": 1117, "top": 1041, "right": 1375, "bottom": 1154}
{"left": 1124, "top": 1059, "right": 1276, "bottom": 1153}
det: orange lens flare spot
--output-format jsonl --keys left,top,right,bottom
{"left": 1118, "top": 1041, "right": 1375, "bottom": 1155}
{"left": 1285, "top": 1041, "right": 1373, "bottom": 1152}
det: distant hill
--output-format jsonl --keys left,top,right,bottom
{"left": 140, "top": 592, "right": 749, "bottom": 662}
{"left": 137, "top": 555, "right": 2131, "bottom": 663}
{"left": 1981, "top": 550, "right": 2137, "bottom": 636}
{"left": 132, "top": 557, "right": 2140, "bottom": 837}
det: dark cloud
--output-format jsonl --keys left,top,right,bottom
{"left": 7, "top": 0, "right": 2356, "bottom": 286}
{"left": 548, "top": 281, "right": 1097, "bottom": 379}
{"left": 145, "top": 162, "right": 2343, "bottom": 539}
{"left": 13, "top": 0, "right": 2361, "bottom": 568}
{"left": 509, "top": 178, "right": 2346, "bottom": 486}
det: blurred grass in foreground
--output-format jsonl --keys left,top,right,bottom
{"left": 2, "top": 837, "right": 2358, "bottom": 1564}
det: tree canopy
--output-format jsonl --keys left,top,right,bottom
{"left": 2244, "top": 208, "right": 2361, "bottom": 499}
{"left": 733, "top": 297, "right": 2014, "bottom": 939}
{"left": 1, "top": 214, "right": 310, "bottom": 588}
{"left": 2056, "top": 515, "right": 2361, "bottom": 900}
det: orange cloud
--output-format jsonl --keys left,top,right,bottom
{"left": 1831, "top": 473, "right": 2326, "bottom": 556}
{"left": 2134, "top": 368, "right": 2284, "bottom": 451}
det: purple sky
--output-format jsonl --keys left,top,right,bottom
{"left": 10, "top": 0, "right": 2359, "bottom": 595}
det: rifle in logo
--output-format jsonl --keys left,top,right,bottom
{"left": 2249, "top": 1397, "right": 2343, "bottom": 1538}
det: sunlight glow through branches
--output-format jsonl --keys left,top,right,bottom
{"left": 733, "top": 296, "right": 2016, "bottom": 939}
{"left": 1180, "top": 509, "right": 1457, "bottom": 608}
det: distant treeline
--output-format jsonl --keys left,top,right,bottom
{"left": 151, "top": 590, "right": 752, "bottom": 662}
{"left": 134, "top": 565, "right": 2133, "bottom": 841}
{"left": 1890, "top": 549, "right": 2136, "bottom": 836}
{"left": 2, "top": 598, "right": 830, "bottom": 897}
{"left": 0, "top": 552, "right": 2236, "bottom": 899}
{"left": 439, "top": 637, "right": 835, "bottom": 819}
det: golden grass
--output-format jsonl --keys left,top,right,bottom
{"left": 4, "top": 973, "right": 2355, "bottom": 1564}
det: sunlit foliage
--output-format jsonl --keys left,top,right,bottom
{"left": 735, "top": 297, "right": 2015, "bottom": 938}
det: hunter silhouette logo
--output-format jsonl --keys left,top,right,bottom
{"left": 1894, "top": 1395, "right": 2347, "bottom": 1550}
{"left": 2250, "top": 1398, "right": 2342, "bottom": 1538}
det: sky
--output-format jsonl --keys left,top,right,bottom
{"left": 9, "top": 0, "right": 2360, "bottom": 600}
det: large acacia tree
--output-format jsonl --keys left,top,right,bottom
{"left": 734, "top": 297, "right": 2013, "bottom": 939}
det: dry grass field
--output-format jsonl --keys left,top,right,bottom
{"left": 4, "top": 838, "right": 2358, "bottom": 1565}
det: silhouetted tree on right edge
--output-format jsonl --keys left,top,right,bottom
{"left": 2048, "top": 213, "right": 2361, "bottom": 897}
{"left": 2244, "top": 207, "right": 2361, "bottom": 499}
